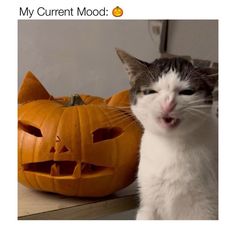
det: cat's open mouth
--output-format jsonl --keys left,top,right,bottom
{"left": 159, "top": 116, "right": 180, "bottom": 129}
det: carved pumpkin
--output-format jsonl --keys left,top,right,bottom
{"left": 112, "top": 6, "right": 123, "bottom": 17}
{"left": 18, "top": 72, "right": 141, "bottom": 197}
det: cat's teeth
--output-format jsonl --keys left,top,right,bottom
{"left": 160, "top": 117, "right": 180, "bottom": 129}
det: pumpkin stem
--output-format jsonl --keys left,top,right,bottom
{"left": 66, "top": 94, "right": 85, "bottom": 106}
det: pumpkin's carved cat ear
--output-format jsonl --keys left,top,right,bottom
{"left": 116, "top": 48, "right": 148, "bottom": 86}
{"left": 18, "top": 71, "right": 53, "bottom": 104}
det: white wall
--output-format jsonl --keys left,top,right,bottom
{"left": 167, "top": 20, "right": 218, "bottom": 62}
{"left": 18, "top": 20, "right": 160, "bottom": 97}
{"left": 18, "top": 20, "right": 218, "bottom": 98}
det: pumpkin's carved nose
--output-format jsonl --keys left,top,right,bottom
{"left": 59, "top": 145, "right": 69, "bottom": 153}
{"left": 50, "top": 145, "right": 69, "bottom": 153}
{"left": 50, "top": 146, "right": 56, "bottom": 153}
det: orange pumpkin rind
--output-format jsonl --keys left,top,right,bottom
{"left": 18, "top": 72, "right": 142, "bottom": 197}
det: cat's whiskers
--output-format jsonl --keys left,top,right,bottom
{"left": 177, "top": 99, "right": 213, "bottom": 112}
{"left": 102, "top": 112, "right": 134, "bottom": 121}
{"left": 186, "top": 107, "right": 211, "bottom": 117}
{"left": 186, "top": 109, "right": 204, "bottom": 119}
{"left": 177, "top": 103, "right": 212, "bottom": 118}
{"left": 88, "top": 104, "right": 133, "bottom": 117}
{"left": 99, "top": 112, "right": 137, "bottom": 126}
{"left": 87, "top": 103, "right": 130, "bottom": 108}
{"left": 123, "top": 119, "right": 140, "bottom": 130}
{"left": 190, "top": 104, "right": 212, "bottom": 109}
{"left": 186, "top": 99, "right": 211, "bottom": 105}
{"left": 180, "top": 104, "right": 212, "bottom": 111}
{"left": 96, "top": 105, "right": 132, "bottom": 112}
{"left": 203, "top": 73, "right": 218, "bottom": 78}
{"left": 112, "top": 116, "right": 138, "bottom": 129}
{"left": 105, "top": 107, "right": 132, "bottom": 112}
{"left": 100, "top": 115, "right": 135, "bottom": 127}
{"left": 102, "top": 110, "right": 134, "bottom": 118}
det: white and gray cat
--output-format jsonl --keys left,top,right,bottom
{"left": 116, "top": 49, "right": 218, "bottom": 220}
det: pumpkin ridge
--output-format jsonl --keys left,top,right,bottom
{"left": 98, "top": 106, "right": 118, "bottom": 168}
{"left": 83, "top": 104, "right": 92, "bottom": 158}
{"left": 75, "top": 105, "right": 82, "bottom": 163}
{"left": 52, "top": 106, "right": 68, "bottom": 194}
{"left": 20, "top": 128, "right": 33, "bottom": 188}
{"left": 18, "top": 100, "right": 45, "bottom": 120}
{"left": 36, "top": 104, "right": 65, "bottom": 164}
{"left": 96, "top": 104, "right": 111, "bottom": 127}
{"left": 19, "top": 117, "right": 34, "bottom": 188}
{"left": 18, "top": 100, "right": 56, "bottom": 120}
{"left": 96, "top": 105, "right": 118, "bottom": 193}
{"left": 19, "top": 102, "right": 51, "bottom": 167}
{"left": 34, "top": 173, "right": 42, "bottom": 191}
{"left": 74, "top": 106, "right": 82, "bottom": 196}
{"left": 76, "top": 105, "right": 84, "bottom": 166}
{"left": 77, "top": 105, "right": 93, "bottom": 195}
{"left": 27, "top": 103, "right": 62, "bottom": 191}
{"left": 26, "top": 104, "right": 57, "bottom": 162}
{"left": 53, "top": 105, "right": 67, "bottom": 151}
{"left": 66, "top": 106, "right": 81, "bottom": 161}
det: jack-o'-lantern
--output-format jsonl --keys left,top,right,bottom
{"left": 18, "top": 72, "right": 142, "bottom": 197}
{"left": 112, "top": 6, "right": 123, "bottom": 17}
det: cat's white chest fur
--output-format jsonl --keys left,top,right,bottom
{"left": 137, "top": 118, "right": 218, "bottom": 220}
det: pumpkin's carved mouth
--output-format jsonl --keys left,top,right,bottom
{"left": 23, "top": 161, "right": 111, "bottom": 177}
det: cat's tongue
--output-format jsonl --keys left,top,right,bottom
{"left": 160, "top": 116, "right": 180, "bottom": 129}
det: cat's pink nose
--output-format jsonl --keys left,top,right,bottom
{"left": 161, "top": 101, "right": 176, "bottom": 114}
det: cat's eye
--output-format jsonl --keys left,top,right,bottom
{"left": 142, "top": 89, "right": 157, "bottom": 95}
{"left": 179, "top": 89, "right": 195, "bottom": 96}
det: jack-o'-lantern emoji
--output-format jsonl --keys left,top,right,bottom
{"left": 112, "top": 6, "right": 123, "bottom": 17}
{"left": 18, "top": 72, "right": 142, "bottom": 197}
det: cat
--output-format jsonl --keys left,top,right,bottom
{"left": 116, "top": 49, "right": 218, "bottom": 220}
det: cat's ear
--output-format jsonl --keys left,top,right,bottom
{"left": 116, "top": 48, "right": 148, "bottom": 86}
{"left": 196, "top": 67, "right": 218, "bottom": 91}
{"left": 18, "top": 71, "right": 53, "bottom": 104}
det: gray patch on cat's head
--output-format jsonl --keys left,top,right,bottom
{"left": 185, "top": 67, "right": 218, "bottom": 104}
{"left": 116, "top": 49, "right": 218, "bottom": 105}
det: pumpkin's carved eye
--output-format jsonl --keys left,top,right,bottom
{"left": 92, "top": 127, "right": 123, "bottom": 143}
{"left": 18, "top": 120, "right": 42, "bottom": 137}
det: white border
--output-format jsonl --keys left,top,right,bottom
{"left": 1, "top": 0, "right": 235, "bottom": 229}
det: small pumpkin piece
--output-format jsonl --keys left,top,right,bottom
{"left": 18, "top": 71, "right": 53, "bottom": 104}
